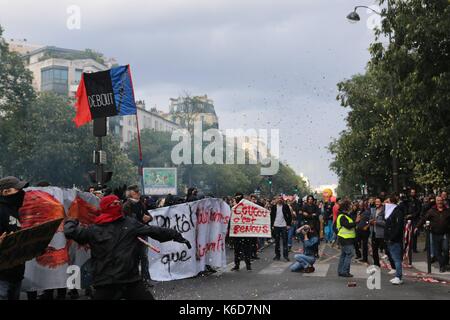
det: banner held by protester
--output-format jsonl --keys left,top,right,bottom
{"left": 229, "top": 199, "right": 271, "bottom": 238}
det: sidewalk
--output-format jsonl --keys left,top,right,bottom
{"left": 394, "top": 236, "right": 450, "bottom": 283}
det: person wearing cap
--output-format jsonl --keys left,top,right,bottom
{"left": 64, "top": 194, "right": 191, "bottom": 300}
{"left": 0, "top": 176, "right": 29, "bottom": 300}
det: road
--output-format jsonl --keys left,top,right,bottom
{"left": 152, "top": 240, "right": 450, "bottom": 300}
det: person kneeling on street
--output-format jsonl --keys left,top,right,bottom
{"left": 64, "top": 195, "right": 191, "bottom": 300}
{"left": 290, "top": 225, "right": 318, "bottom": 273}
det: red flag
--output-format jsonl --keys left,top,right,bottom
{"left": 73, "top": 74, "right": 92, "bottom": 127}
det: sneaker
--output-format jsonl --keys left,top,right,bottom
{"left": 388, "top": 269, "right": 396, "bottom": 275}
{"left": 246, "top": 265, "right": 252, "bottom": 271}
{"left": 391, "top": 277, "right": 403, "bottom": 285}
{"left": 231, "top": 265, "right": 239, "bottom": 271}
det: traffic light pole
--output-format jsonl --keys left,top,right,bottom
{"left": 92, "top": 117, "right": 112, "bottom": 188}
{"left": 95, "top": 136, "right": 104, "bottom": 189}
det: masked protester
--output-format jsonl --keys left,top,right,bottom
{"left": 64, "top": 195, "right": 191, "bottom": 300}
{"left": 0, "top": 176, "right": 29, "bottom": 300}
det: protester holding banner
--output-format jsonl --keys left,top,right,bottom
{"left": 231, "top": 193, "right": 253, "bottom": 271}
{"left": 270, "top": 196, "right": 292, "bottom": 261}
{"left": 0, "top": 176, "right": 29, "bottom": 300}
{"left": 64, "top": 194, "right": 191, "bottom": 300}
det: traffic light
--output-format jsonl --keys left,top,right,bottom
{"left": 268, "top": 177, "right": 273, "bottom": 185}
{"left": 88, "top": 170, "right": 113, "bottom": 186}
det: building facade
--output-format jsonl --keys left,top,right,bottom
{"left": 168, "top": 94, "right": 219, "bottom": 129}
{"left": 20, "top": 46, "right": 115, "bottom": 97}
{"left": 8, "top": 41, "right": 179, "bottom": 146}
{"left": 109, "top": 101, "right": 180, "bottom": 147}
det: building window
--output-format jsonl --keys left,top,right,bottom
{"left": 41, "top": 66, "right": 69, "bottom": 95}
{"left": 74, "top": 68, "right": 83, "bottom": 84}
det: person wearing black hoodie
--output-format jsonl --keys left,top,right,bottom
{"left": 384, "top": 195, "right": 405, "bottom": 285}
{"left": 0, "top": 176, "right": 29, "bottom": 300}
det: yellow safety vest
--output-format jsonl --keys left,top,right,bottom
{"left": 336, "top": 214, "right": 356, "bottom": 239}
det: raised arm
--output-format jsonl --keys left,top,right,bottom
{"left": 64, "top": 219, "right": 92, "bottom": 245}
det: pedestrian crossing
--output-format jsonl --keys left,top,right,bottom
{"left": 217, "top": 259, "right": 372, "bottom": 278}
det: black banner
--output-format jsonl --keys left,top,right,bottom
{"left": 84, "top": 70, "right": 118, "bottom": 119}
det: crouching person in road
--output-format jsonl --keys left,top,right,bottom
{"left": 290, "top": 225, "right": 319, "bottom": 273}
{"left": 64, "top": 195, "right": 191, "bottom": 300}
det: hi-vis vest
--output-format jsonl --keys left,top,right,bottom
{"left": 336, "top": 214, "right": 356, "bottom": 239}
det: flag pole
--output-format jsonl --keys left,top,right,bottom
{"left": 135, "top": 109, "right": 145, "bottom": 194}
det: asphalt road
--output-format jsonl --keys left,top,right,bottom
{"left": 152, "top": 240, "right": 450, "bottom": 300}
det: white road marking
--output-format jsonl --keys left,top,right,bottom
{"left": 258, "top": 261, "right": 291, "bottom": 275}
{"left": 303, "top": 263, "right": 330, "bottom": 277}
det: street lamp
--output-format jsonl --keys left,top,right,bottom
{"left": 345, "top": 4, "right": 399, "bottom": 194}
{"left": 346, "top": 6, "right": 382, "bottom": 22}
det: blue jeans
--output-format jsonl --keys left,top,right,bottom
{"left": 288, "top": 224, "right": 296, "bottom": 248}
{"left": 387, "top": 242, "right": 403, "bottom": 279}
{"left": 324, "top": 220, "right": 335, "bottom": 242}
{"left": 337, "top": 244, "right": 354, "bottom": 275}
{"left": 290, "top": 254, "right": 316, "bottom": 271}
{"left": 0, "top": 280, "right": 22, "bottom": 300}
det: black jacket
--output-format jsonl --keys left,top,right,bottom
{"left": 270, "top": 204, "right": 292, "bottom": 227}
{"left": 405, "top": 197, "right": 422, "bottom": 223}
{"left": 384, "top": 206, "right": 405, "bottom": 243}
{"left": 64, "top": 216, "right": 181, "bottom": 287}
{"left": 122, "top": 197, "right": 148, "bottom": 224}
{"left": 417, "top": 207, "right": 450, "bottom": 235}
{"left": 301, "top": 204, "right": 320, "bottom": 231}
{"left": 0, "top": 196, "right": 25, "bottom": 282}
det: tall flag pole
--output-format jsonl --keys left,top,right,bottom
{"left": 135, "top": 109, "right": 145, "bottom": 194}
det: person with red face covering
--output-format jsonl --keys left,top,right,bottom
{"left": 64, "top": 195, "right": 191, "bottom": 300}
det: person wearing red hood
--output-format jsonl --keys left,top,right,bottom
{"left": 64, "top": 195, "right": 191, "bottom": 300}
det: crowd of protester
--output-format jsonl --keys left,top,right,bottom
{"left": 1, "top": 175, "right": 449, "bottom": 299}
{"left": 223, "top": 188, "right": 450, "bottom": 286}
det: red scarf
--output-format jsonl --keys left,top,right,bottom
{"left": 95, "top": 195, "right": 123, "bottom": 225}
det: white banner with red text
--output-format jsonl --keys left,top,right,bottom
{"left": 147, "top": 198, "right": 231, "bottom": 281}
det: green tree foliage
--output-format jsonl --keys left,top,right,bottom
{"left": 126, "top": 130, "right": 311, "bottom": 197}
{"left": 330, "top": 0, "right": 450, "bottom": 195}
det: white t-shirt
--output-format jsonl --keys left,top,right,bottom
{"left": 274, "top": 204, "right": 287, "bottom": 227}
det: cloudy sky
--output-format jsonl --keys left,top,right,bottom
{"left": 0, "top": 0, "right": 381, "bottom": 187}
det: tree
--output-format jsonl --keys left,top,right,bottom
{"left": 330, "top": 0, "right": 450, "bottom": 195}
{"left": 0, "top": 25, "right": 36, "bottom": 177}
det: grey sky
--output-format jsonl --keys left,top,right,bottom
{"left": 0, "top": 0, "right": 379, "bottom": 187}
